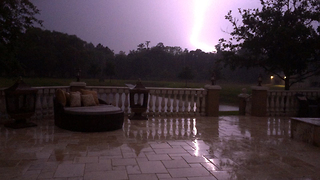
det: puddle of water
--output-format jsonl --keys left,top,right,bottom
{"left": 219, "top": 105, "right": 238, "bottom": 111}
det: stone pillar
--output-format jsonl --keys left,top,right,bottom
{"left": 70, "top": 82, "right": 86, "bottom": 92}
{"left": 238, "top": 88, "right": 249, "bottom": 115}
{"left": 251, "top": 86, "right": 268, "bottom": 117}
{"left": 204, "top": 85, "right": 221, "bottom": 117}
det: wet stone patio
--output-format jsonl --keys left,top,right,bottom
{"left": 0, "top": 115, "right": 320, "bottom": 180}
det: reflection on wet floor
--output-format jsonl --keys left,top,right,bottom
{"left": 0, "top": 116, "right": 320, "bottom": 180}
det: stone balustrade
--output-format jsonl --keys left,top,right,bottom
{"left": 0, "top": 86, "right": 207, "bottom": 122}
{"left": 267, "top": 90, "right": 320, "bottom": 116}
{"left": 245, "top": 89, "right": 320, "bottom": 117}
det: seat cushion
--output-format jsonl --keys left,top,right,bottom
{"left": 64, "top": 104, "right": 122, "bottom": 115}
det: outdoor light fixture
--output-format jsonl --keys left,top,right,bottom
{"left": 4, "top": 78, "right": 38, "bottom": 129}
{"left": 129, "top": 79, "right": 149, "bottom": 120}
{"left": 270, "top": 75, "right": 274, "bottom": 79}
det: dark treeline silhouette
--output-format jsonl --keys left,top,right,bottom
{"left": 6, "top": 27, "right": 262, "bottom": 83}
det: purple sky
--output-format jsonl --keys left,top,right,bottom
{"left": 31, "top": 0, "right": 261, "bottom": 54}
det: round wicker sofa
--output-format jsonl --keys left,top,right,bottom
{"left": 54, "top": 98, "right": 124, "bottom": 132}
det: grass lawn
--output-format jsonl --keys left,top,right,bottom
{"left": 0, "top": 77, "right": 279, "bottom": 106}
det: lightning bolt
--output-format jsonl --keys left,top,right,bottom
{"left": 190, "top": 0, "right": 215, "bottom": 52}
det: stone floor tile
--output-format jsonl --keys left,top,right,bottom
{"left": 85, "top": 161, "right": 112, "bottom": 172}
{"left": 112, "top": 158, "right": 137, "bottom": 166}
{"left": 146, "top": 154, "right": 172, "bottom": 161}
{"left": 167, "top": 167, "right": 211, "bottom": 178}
{"left": 113, "top": 165, "right": 126, "bottom": 170}
{"left": 128, "top": 174, "right": 158, "bottom": 180}
{"left": 38, "top": 170, "right": 55, "bottom": 179}
{"left": 182, "top": 156, "right": 208, "bottom": 163}
{"left": 74, "top": 156, "right": 98, "bottom": 164}
{"left": 201, "top": 162, "right": 219, "bottom": 172}
{"left": 137, "top": 160, "right": 168, "bottom": 173}
{"left": 159, "top": 178, "right": 187, "bottom": 180}
{"left": 188, "top": 176, "right": 217, "bottom": 180}
{"left": 207, "top": 158, "right": 238, "bottom": 171}
{"left": 150, "top": 143, "right": 172, "bottom": 149}
{"left": 84, "top": 170, "right": 127, "bottom": 180}
{"left": 54, "top": 164, "right": 85, "bottom": 178}
{"left": 154, "top": 148, "right": 188, "bottom": 154}
{"left": 156, "top": 173, "right": 171, "bottom": 179}
{"left": 126, "top": 165, "right": 141, "bottom": 174}
{"left": 162, "top": 159, "right": 190, "bottom": 169}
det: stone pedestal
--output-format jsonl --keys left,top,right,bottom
{"left": 238, "top": 89, "right": 249, "bottom": 116}
{"left": 70, "top": 82, "right": 86, "bottom": 92}
{"left": 251, "top": 86, "right": 268, "bottom": 117}
{"left": 291, "top": 118, "right": 320, "bottom": 147}
{"left": 205, "top": 85, "right": 221, "bottom": 117}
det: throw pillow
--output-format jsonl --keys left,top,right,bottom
{"left": 80, "top": 89, "right": 100, "bottom": 105}
{"left": 55, "top": 89, "right": 66, "bottom": 106}
{"left": 69, "top": 92, "right": 81, "bottom": 107}
{"left": 81, "top": 94, "right": 96, "bottom": 106}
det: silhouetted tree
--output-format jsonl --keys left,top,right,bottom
{"left": 0, "top": 0, "right": 42, "bottom": 76}
{"left": 220, "top": 0, "right": 320, "bottom": 90}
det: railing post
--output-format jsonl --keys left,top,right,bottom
{"left": 204, "top": 85, "right": 221, "bottom": 117}
{"left": 251, "top": 86, "right": 268, "bottom": 117}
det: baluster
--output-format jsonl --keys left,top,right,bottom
{"left": 201, "top": 90, "right": 206, "bottom": 116}
{"left": 178, "top": 90, "right": 184, "bottom": 116}
{"left": 280, "top": 92, "right": 285, "bottom": 116}
{"left": 35, "top": 90, "right": 42, "bottom": 119}
{"left": 190, "top": 90, "right": 195, "bottom": 116}
{"left": 285, "top": 92, "right": 291, "bottom": 116}
{"left": 98, "top": 88, "right": 104, "bottom": 100}
{"left": 172, "top": 90, "right": 178, "bottom": 116}
{"left": 266, "top": 91, "right": 270, "bottom": 116}
{"left": 269, "top": 92, "right": 274, "bottom": 116}
{"left": 196, "top": 91, "right": 201, "bottom": 116}
{"left": 275, "top": 92, "right": 280, "bottom": 116}
{"left": 184, "top": 90, "right": 190, "bottom": 115}
{"left": 47, "top": 89, "right": 54, "bottom": 116}
{"left": 167, "top": 90, "right": 173, "bottom": 117}
{"left": 118, "top": 89, "right": 123, "bottom": 109}
{"left": 161, "top": 89, "right": 166, "bottom": 117}
{"left": 112, "top": 89, "right": 117, "bottom": 106}
{"left": 148, "top": 90, "right": 154, "bottom": 117}
{"left": 42, "top": 89, "right": 49, "bottom": 117}
{"left": 105, "top": 89, "right": 111, "bottom": 104}
{"left": 290, "top": 91, "right": 297, "bottom": 116}
{"left": 124, "top": 89, "right": 129, "bottom": 115}
{"left": 155, "top": 90, "right": 160, "bottom": 117}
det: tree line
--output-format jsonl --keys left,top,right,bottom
{"left": 1, "top": 27, "right": 262, "bottom": 83}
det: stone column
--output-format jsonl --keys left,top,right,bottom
{"left": 251, "top": 86, "right": 268, "bottom": 117}
{"left": 204, "top": 85, "right": 221, "bottom": 117}
{"left": 70, "top": 82, "right": 86, "bottom": 92}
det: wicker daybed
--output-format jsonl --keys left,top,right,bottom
{"left": 53, "top": 89, "right": 124, "bottom": 132}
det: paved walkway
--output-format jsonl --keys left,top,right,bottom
{"left": 0, "top": 116, "right": 320, "bottom": 180}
